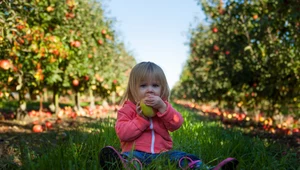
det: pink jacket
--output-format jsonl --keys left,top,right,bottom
{"left": 115, "top": 100, "right": 184, "bottom": 154}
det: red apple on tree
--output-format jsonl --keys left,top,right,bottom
{"left": 101, "top": 29, "right": 106, "bottom": 35}
{"left": 74, "top": 40, "right": 81, "bottom": 47}
{"left": 70, "top": 40, "right": 81, "bottom": 48}
{"left": 213, "top": 45, "right": 219, "bottom": 51}
{"left": 72, "top": 79, "right": 79, "bottom": 86}
{"left": 212, "top": 27, "right": 218, "bottom": 33}
{"left": 253, "top": 14, "right": 258, "bottom": 20}
{"left": 52, "top": 49, "right": 60, "bottom": 56}
{"left": 66, "top": 12, "right": 75, "bottom": 19}
{"left": 98, "top": 39, "right": 103, "bottom": 45}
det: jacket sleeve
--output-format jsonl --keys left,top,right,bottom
{"left": 115, "top": 107, "right": 150, "bottom": 142}
{"left": 156, "top": 102, "right": 184, "bottom": 132}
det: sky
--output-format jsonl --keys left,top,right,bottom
{"left": 104, "top": 0, "right": 206, "bottom": 89}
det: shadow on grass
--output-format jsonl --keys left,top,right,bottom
{"left": 0, "top": 101, "right": 73, "bottom": 112}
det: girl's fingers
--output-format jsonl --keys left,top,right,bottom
{"left": 136, "top": 107, "right": 140, "bottom": 113}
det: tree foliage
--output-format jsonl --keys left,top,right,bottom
{"left": 0, "top": 0, "right": 136, "bottom": 118}
{"left": 172, "top": 0, "right": 300, "bottom": 116}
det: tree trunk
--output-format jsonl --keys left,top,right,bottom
{"left": 111, "top": 91, "right": 116, "bottom": 105}
{"left": 74, "top": 91, "right": 84, "bottom": 114}
{"left": 39, "top": 91, "right": 43, "bottom": 112}
{"left": 89, "top": 87, "right": 95, "bottom": 110}
{"left": 43, "top": 88, "right": 48, "bottom": 102}
{"left": 16, "top": 90, "right": 27, "bottom": 120}
{"left": 51, "top": 85, "right": 60, "bottom": 114}
{"left": 54, "top": 91, "right": 59, "bottom": 114}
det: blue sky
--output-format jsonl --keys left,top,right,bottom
{"left": 104, "top": 0, "right": 206, "bottom": 89}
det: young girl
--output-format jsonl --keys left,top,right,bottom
{"left": 99, "top": 62, "right": 238, "bottom": 170}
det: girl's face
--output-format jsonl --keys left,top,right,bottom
{"left": 138, "top": 78, "right": 161, "bottom": 100}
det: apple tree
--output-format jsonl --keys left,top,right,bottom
{"left": 0, "top": 0, "right": 136, "bottom": 119}
{"left": 173, "top": 0, "right": 300, "bottom": 117}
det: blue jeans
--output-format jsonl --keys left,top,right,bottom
{"left": 122, "top": 150, "right": 202, "bottom": 168}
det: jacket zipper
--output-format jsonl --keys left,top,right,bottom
{"left": 149, "top": 118, "right": 155, "bottom": 154}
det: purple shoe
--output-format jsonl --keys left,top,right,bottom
{"left": 178, "top": 156, "right": 202, "bottom": 170}
{"left": 212, "top": 157, "right": 239, "bottom": 170}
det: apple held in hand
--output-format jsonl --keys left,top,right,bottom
{"left": 140, "top": 99, "right": 156, "bottom": 117}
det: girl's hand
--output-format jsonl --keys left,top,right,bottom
{"left": 136, "top": 102, "right": 149, "bottom": 120}
{"left": 143, "top": 95, "right": 167, "bottom": 114}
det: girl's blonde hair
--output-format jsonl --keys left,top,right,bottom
{"left": 121, "top": 62, "right": 170, "bottom": 105}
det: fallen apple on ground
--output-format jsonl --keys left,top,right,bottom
{"left": 32, "top": 124, "right": 43, "bottom": 133}
{"left": 140, "top": 99, "right": 156, "bottom": 117}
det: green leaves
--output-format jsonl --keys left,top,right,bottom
{"left": 0, "top": 0, "right": 135, "bottom": 108}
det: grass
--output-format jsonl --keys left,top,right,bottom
{"left": 1, "top": 104, "right": 299, "bottom": 170}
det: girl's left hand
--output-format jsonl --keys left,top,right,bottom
{"left": 143, "top": 95, "right": 167, "bottom": 113}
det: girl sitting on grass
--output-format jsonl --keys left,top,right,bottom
{"left": 99, "top": 61, "right": 238, "bottom": 170}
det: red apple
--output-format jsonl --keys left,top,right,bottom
{"left": 253, "top": 14, "right": 258, "bottom": 20}
{"left": 52, "top": 49, "right": 60, "bottom": 56}
{"left": 72, "top": 79, "right": 79, "bottom": 86}
{"left": 70, "top": 40, "right": 81, "bottom": 47}
{"left": 74, "top": 41, "right": 81, "bottom": 47}
{"left": 45, "top": 121, "right": 53, "bottom": 129}
{"left": 70, "top": 112, "right": 77, "bottom": 119}
{"left": 32, "top": 124, "right": 43, "bottom": 133}
{"left": 101, "top": 29, "right": 106, "bottom": 35}
{"left": 98, "top": 39, "right": 103, "bottom": 45}
{"left": 212, "top": 27, "right": 218, "bottom": 33}
{"left": 46, "top": 112, "right": 52, "bottom": 118}
{"left": 225, "top": 51, "right": 230, "bottom": 55}
{"left": 0, "top": 59, "right": 11, "bottom": 70}
{"left": 84, "top": 75, "right": 89, "bottom": 81}
{"left": 66, "top": 12, "right": 75, "bottom": 19}
{"left": 292, "top": 128, "right": 300, "bottom": 136}
{"left": 213, "top": 45, "right": 219, "bottom": 51}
